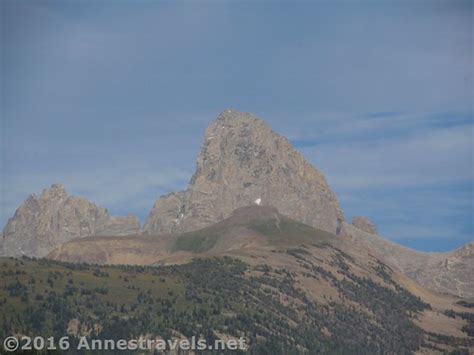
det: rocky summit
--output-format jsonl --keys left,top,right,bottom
{"left": 144, "top": 109, "right": 345, "bottom": 235}
{"left": 1, "top": 184, "right": 141, "bottom": 257}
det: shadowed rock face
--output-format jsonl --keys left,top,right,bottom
{"left": 144, "top": 110, "right": 345, "bottom": 235}
{"left": 1, "top": 184, "right": 141, "bottom": 257}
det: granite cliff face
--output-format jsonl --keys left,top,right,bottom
{"left": 145, "top": 110, "right": 345, "bottom": 235}
{"left": 144, "top": 192, "right": 186, "bottom": 236}
{"left": 1, "top": 184, "right": 141, "bottom": 257}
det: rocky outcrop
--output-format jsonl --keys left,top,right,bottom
{"left": 144, "top": 192, "right": 186, "bottom": 235}
{"left": 403, "top": 241, "right": 474, "bottom": 299}
{"left": 144, "top": 109, "right": 345, "bottom": 235}
{"left": 1, "top": 184, "right": 141, "bottom": 257}
{"left": 352, "top": 216, "right": 377, "bottom": 235}
{"left": 343, "top": 222, "right": 474, "bottom": 298}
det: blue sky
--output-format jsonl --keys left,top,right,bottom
{"left": 1, "top": 0, "right": 472, "bottom": 252}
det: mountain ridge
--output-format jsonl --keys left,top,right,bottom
{"left": 47, "top": 203, "right": 474, "bottom": 298}
{"left": 2, "top": 109, "right": 472, "bottom": 299}
{"left": 3, "top": 254, "right": 472, "bottom": 353}
{"left": 341, "top": 221, "right": 474, "bottom": 298}
{"left": 1, "top": 183, "right": 141, "bottom": 257}
{"left": 44, "top": 205, "right": 474, "bottom": 352}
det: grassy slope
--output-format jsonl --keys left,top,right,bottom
{"left": 2, "top": 207, "right": 473, "bottom": 353}
{"left": 3, "top": 251, "right": 471, "bottom": 354}
{"left": 248, "top": 218, "right": 334, "bottom": 246}
{"left": 173, "top": 215, "right": 335, "bottom": 253}
{"left": 173, "top": 226, "right": 225, "bottom": 253}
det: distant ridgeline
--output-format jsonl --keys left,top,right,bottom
{"left": 1, "top": 110, "right": 472, "bottom": 299}
{"left": 1, "top": 110, "right": 473, "bottom": 354}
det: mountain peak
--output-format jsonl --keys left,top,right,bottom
{"left": 215, "top": 109, "right": 259, "bottom": 121}
{"left": 206, "top": 109, "right": 271, "bottom": 142}
{"left": 1, "top": 184, "right": 141, "bottom": 257}
{"left": 41, "top": 183, "right": 67, "bottom": 200}
{"left": 50, "top": 182, "right": 65, "bottom": 190}
{"left": 145, "top": 110, "right": 345, "bottom": 236}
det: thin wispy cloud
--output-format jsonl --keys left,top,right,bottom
{"left": 304, "top": 122, "right": 473, "bottom": 187}
{"left": 292, "top": 111, "right": 473, "bottom": 250}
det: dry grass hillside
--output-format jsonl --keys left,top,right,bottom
{"left": 46, "top": 206, "right": 474, "bottom": 353}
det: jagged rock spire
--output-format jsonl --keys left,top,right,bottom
{"left": 145, "top": 110, "right": 345, "bottom": 235}
{"left": 1, "top": 184, "right": 141, "bottom": 257}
